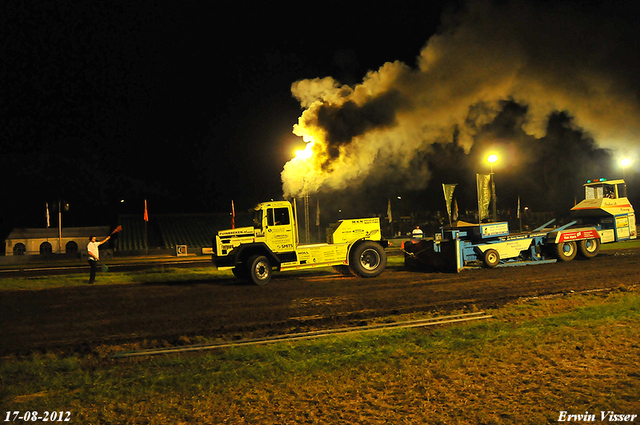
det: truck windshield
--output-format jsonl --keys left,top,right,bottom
{"left": 585, "top": 185, "right": 616, "bottom": 199}
{"left": 253, "top": 209, "right": 263, "bottom": 229}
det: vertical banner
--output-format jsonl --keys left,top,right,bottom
{"left": 387, "top": 198, "right": 393, "bottom": 223}
{"left": 316, "top": 198, "right": 320, "bottom": 227}
{"left": 45, "top": 202, "right": 50, "bottom": 228}
{"left": 144, "top": 199, "right": 149, "bottom": 222}
{"left": 476, "top": 174, "right": 491, "bottom": 222}
{"left": 452, "top": 198, "right": 459, "bottom": 222}
{"left": 442, "top": 184, "right": 457, "bottom": 225}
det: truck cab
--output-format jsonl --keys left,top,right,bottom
{"left": 253, "top": 201, "right": 297, "bottom": 258}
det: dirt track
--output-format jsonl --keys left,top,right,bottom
{"left": 1, "top": 249, "right": 639, "bottom": 356}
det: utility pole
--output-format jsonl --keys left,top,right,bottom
{"left": 57, "top": 200, "right": 69, "bottom": 254}
{"left": 487, "top": 154, "right": 498, "bottom": 222}
{"left": 58, "top": 200, "right": 62, "bottom": 254}
{"left": 304, "top": 191, "right": 310, "bottom": 243}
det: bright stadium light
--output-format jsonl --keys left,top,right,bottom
{"left": 486, "top": 154, "right": 499, "bottom": 221}
{"left": 621, "top": 158, "right": 632, "bottom": 179}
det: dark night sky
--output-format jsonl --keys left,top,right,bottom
{"left": 0, "top": 1, "right": 445, "bottom": 231}
{"left": 1, "top": 0, "right": 639, "bottom": 242}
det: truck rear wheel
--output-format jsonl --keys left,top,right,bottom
{"left": 350, "top": 242, "right": 386, "bottom": 278}
{"left": 248, "top": 255, "right": 271, "bottom": 285}
{"left": 577, "top": 238, "right": 600, "bottom": 259}
{"left": 483, "top": 249, "right": 500, "bottom": 268}
{"left": 554, "top": 241, "right": 577, "bottom": 261}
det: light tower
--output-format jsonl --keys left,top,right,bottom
{"left": 487, "top": 154, "right": 499, "bottom": 222}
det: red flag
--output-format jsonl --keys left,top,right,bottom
{"left": 144, "top": 199, "right": 149, "bottom": 222}
{"left": 231, "top": 200, "right": 235, "bottom": 229}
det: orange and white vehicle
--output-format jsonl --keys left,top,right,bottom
{"left": 570, "top": 178, "right": 636, "bottom": 242}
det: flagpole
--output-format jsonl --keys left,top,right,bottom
{"left": 518, "top": 196, "right": 522, "bottom": 232}
{"left": 231, "top": 200, "right": 235, "bottom": 229}
{"left": 46, "top": 202, "right": 50, "bottom": 245}
{"left": 316, "top": 197, "right": 320, "bottom": 242}
{"left": 387, "top": 198, "right": 393, "bottom": 237}
{"left": 476, "top": 175, "right": 481, "bottom": 225}
{"left": 144, "top": 199, "right": 148, "bottom": 256}
{"left": 58, "top": 200, "right": 62, "bottom": 254}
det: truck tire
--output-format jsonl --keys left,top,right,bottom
{"left": 577, "top": 238, "right": 600, "bottom": 259}
{"left": 483, "top": 249, "right": 500, "bottom": 268}
{"left": 248, "top": 255, "right": 271, "bottom": 285}
{"left": 333, "top": 265, "right": 354, "bottom": 276}
{"left": 554, "top": 241, "right": 577, "bottom": 261}
{"left": 232, "top": 265, "right": 250, "bottom": 280}
{"left": 349, "top": 241, "right": 386, "bottom": 278}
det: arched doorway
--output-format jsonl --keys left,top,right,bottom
{"left": 66, "top": 240, "right": 78, "bottom": 255}
{"left": 13, "top": 243, "right": 26, "bottom": 255}
{"left": 40, "top": 242, "right": 53, "bottom": 255}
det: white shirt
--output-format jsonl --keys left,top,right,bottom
{"left": 87, "top": 241, "right": 100, "bottom": 261}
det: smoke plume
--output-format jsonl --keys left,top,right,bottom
{"left": 282, "top": 0, "right": 640, "bottom": 200}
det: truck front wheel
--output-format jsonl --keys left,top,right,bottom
{"left": 577, "top": 238, "right": 600, "bottom": 259}
{"left": 232, "top": 266, "right": 248, "bottom": 280}
{"left": 350, "top": 242, "right": 387, "bottom": 278}
{"left": 248, "top": 255, "right": 271, "bottom": 285}
{"left": 554, "top": 241, "right": 577, "bottom": 261}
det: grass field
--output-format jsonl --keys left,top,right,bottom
{"left": 0, "top": 255, "right": 406, "bottom": 291}
{"left": 2, "top": 290, "right": 638, "bottom": 424}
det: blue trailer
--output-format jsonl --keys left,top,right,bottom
{"left": 405, "top": 178, "right": 636, "bottom": 272}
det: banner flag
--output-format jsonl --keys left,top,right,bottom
{"left": 517, "top": 196, "right": 521, "bottom": 219}
{"left": 316, "top": 198, "right": 320, "bottom": 227}
{"left": 442, "top": 184, "right": 457, "bottom": 224}
{"left": 231, "top": 200, "right": 236, "bottom": 229}
{"left": 387, "top": 198, "right": 393, "bottom": 223}
{"left": 144, "top": 199, "right": 149, "bottom": 222}
{"left": 46, "top": 202, "right": 50, "bottom": 228}
{"left": 476, "top": 174, "right": 491, "bottom": 222}
{"left": 453, "top": 198, "right": 459, "bottom": 222}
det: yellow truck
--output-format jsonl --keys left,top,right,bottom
{"left": 213, "top": 200, "right": 388, "bottom": 285}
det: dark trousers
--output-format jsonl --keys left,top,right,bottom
{"left": 88, "top": 260, "right": 98, "bottom": 282}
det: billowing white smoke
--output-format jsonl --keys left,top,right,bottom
{"left": 282, "top": 0, "right": 640, "bottom": 198}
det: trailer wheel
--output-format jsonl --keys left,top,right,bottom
{"left": 554, "top": 241, "right": 577, "bottom": 261}
{"left": 577, "top": 238, "right": 600, "bottom": 259}
{"left": 350, "top": 242, "right": 387, "bottom": 278}
{"left": 248, "top": 255, "right": 271, "bottom": 285}
{"left": 483, "top": 249, "right": 500, "bottom": 268}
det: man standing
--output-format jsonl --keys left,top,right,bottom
{"left": 411, "top": 225, "right": 424, "bottom": 240}
{"left": 87, "top": 235, "right": 110, "bottom": 284}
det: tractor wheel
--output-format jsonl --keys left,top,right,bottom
{"left": 577, "top": 238, "right": 600, "bottom": 259}
{"left": 349, "top": 241, "right": 387, "bottom": 278}
{"left": 248, "top": 255, "right": 272, "bottom": 285}
{"left": 483, "top": 249, "right": 500, "bottom": 268}
{"left": 554, "top": 241, "right": 577, "bottom": 261}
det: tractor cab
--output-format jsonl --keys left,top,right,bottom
{"left": 583, "top": 178, "right": 627, "bottom": 200}
{"left": 570, "top": 178, "right": 636, "bottom": 242}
